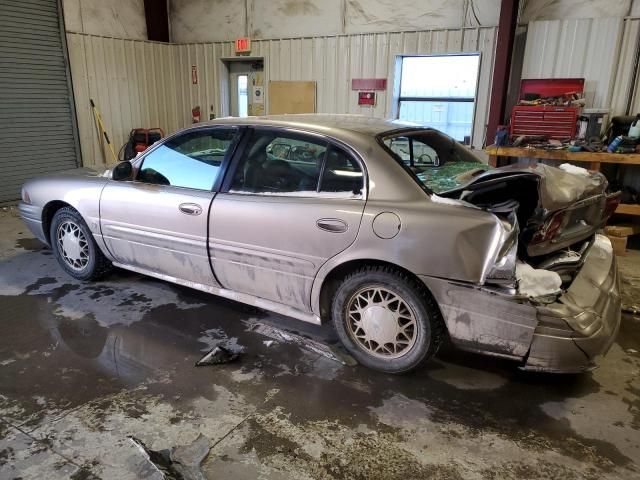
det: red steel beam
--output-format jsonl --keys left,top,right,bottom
{"left": 486, "top": 0, "right": 520, "bottom": 146}
{"left": 144, "top": 0, "right": 170, "bottom": 42}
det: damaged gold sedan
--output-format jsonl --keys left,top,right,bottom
{"left": 19, "top": 114, "right": 621, "bottom": 373}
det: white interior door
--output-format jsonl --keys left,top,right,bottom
{"left": 230, "top": 72, "right": 249, "bottom": 117}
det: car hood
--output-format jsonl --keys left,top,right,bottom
{"left": 35, "top": 166, "right": 110, "bottom": 179}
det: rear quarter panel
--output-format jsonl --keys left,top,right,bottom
{"left": 311, "top": 198, "right": 507, "bottom": 315}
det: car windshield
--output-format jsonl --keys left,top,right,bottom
{"left": 379, "top": 129, "right": 492, "bottom": 193}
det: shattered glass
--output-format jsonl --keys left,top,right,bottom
{"left": 417, "top": 161, "right": 493, "bottom": 193}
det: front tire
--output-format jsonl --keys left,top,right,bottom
{"left": 331, "top": 266, "right": 444, "bottom": 373}
{"left": 50, "top": 207, "right": 112, "bottom": 281}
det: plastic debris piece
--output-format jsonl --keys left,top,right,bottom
{"left": 170, "top": 434, "right": 210, "bottom": 480}
{"left": 263, "top": 340, "right": 275, "bottom": 347}
{"left": 559, "top": 163, "right": 590, "bottom": 177}
{"left": 516, "top": 261, "right": 562, "bottom": 299}
{"left": 128, "top": 436, "right": 182, "bottom": 480}
{"left": 128, "top": 434, "right": 210, "bottom": 480}
{"left": 195, "top": 345, "right": 239, "bottom": 366}
{"left": 247, "top": 321, "right": 348, "bottom": 365}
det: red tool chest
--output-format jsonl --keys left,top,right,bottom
{"left": 510, "top": 78, "right": 584, "bottom": 140}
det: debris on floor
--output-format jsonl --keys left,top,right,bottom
{"left": 195, "top": 346, "right": 239, "bottom": 366}
{"left": 128, "top": 434, "right": 210, "bottom": 480}
{"left": 516, "top": 261, "right": 562, "bottom": 299}
{"left": 247, "top": 320, "right": 355, "bottom": 365}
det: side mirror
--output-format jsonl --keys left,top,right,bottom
{"left": 112, "top": 161, "right": 133, "bottom": 181}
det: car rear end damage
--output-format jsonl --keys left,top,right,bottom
{"left": 524, "top": 235, "right": 621, "bottom": 372}
{"left": 420, "top": 234, "right": 620, "bottom": 373}
{"left": 420, "top": 162, "right": 621, "bottom": 372}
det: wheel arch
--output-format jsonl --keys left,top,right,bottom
{"left": 42, "top": 200, "right": 74, "bottom": 244}
{"left": 317, "top": 258, "right": 441, "bottom": 323}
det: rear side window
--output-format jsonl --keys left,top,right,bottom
{"left": 320, "top": 147, "right": 363, "bottom": 195}
{"left": 229, "top": 130, "right": 327, "bottom": 194}
{"left": 229, "top": 129, "right": 364, "bottom": 197}
{"left": 137, "top": 128, "right": 237, "bottom": 190}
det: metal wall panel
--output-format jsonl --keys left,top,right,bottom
{"left": 67, "top": 33, "right": 183, "bottom": 167}
{"left": 68, "top": 27, "right": 498, "bottom": 166}
{"left": 611, "top": 18, "right": 640, "bottom": 116}
{"left": 0, "top": 0, "right": 79, "bottom": 202}
{"left": 171, "top": 27, "right": 497, "bottom": 149}
{"left": 522, "top": 17, "right": 624, "bottom": 109}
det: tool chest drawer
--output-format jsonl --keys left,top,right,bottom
{"left": 510, "top": 106, "right": 579, "bottom": 139}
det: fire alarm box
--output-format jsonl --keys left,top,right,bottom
{"left": 510, "top": 78, "right": 584, "bottom": 140}
{"left": 358, "top": 91, "right": 376, "bottom": 106}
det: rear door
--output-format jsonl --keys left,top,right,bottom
{"left": 100, "top": 127, "right": 239, "bottom": 286}
{"left": 209, "top": 128, "right": 366, "bottom": 311}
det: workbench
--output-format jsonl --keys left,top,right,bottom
{"left": 485, "top": 145, "right": 640, "bottom": 217}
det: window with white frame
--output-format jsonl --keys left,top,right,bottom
{"left": 397, "top": 54, "right": 480, "bottom": 143}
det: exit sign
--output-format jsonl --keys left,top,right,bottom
{"left": 235, "top": 37, "right": 251, "bottom": 54}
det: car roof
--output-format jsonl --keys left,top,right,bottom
{"left": 197, "top": 114, "right": 421, "bottom": 137}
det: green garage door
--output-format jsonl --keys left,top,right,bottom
{"left": 0, "top": 0, "right": 80, "bottom": 203}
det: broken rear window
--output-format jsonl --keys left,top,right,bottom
{"left": 379, "top": 129, "right": 492, "bottom": 194}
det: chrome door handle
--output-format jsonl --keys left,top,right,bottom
{"left": 316, "top": 218, "right": 348, "bottom": 233}
{"left": 179, "top": 203, "right": 202, "bottom": 215}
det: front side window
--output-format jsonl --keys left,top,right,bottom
{"left": 381, "top": 129, "right": 490, "bottom": 193}
{"left": 137, "top": 128, "right": 237, "bottom": 190}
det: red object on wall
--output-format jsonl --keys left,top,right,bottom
{"left": 352, "top": 78, "right": 387, "bottom": 90}
{"left": 510, "top": 78, "right": 584, "bottom": 140}
{"left": 358, "top": 91, "right": 376, "bottom": 106}
{"left": 191, "top": 66, "right": 198, "bottom": 85}
{"left": 235, "top": 37, "right": 251, "bottom": 54}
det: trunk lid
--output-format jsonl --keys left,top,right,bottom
{"left": 444, "top": 163, "right": 619, "bottom": 257}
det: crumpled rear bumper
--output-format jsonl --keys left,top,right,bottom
{"left": 522, "top": 234, "right": 621, "bottom": 373}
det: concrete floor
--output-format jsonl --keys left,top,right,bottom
{"left": 0, "top": 207, "right": 639, "bottom": 480}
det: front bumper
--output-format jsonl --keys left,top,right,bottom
{"left": 523, "top": 234, "right": 621, "bottom": 372}
{"left": 18, "top": 202, "right": 48, "bottom": 245}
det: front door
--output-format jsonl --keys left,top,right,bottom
{"left": 209, "top": 128, "right": 366, "bottom": 311}
{"left": 100, "top": 127, "right": 239, "bottom": 286}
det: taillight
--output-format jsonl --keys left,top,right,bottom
{"left": 603, "top": 193, "right": 621, "bottom": 221}
{"left": 531, "top": 211, "right": 566, "bottom": 244}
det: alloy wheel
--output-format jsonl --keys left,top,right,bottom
{"left": 56, "top": 220, "right": 90, "bottom": 271}
{"left": 345, "top": 285, "right": 418, "bottom": 359}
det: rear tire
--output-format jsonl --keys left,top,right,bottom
{"left": 331, "top": 266, "right": 444, "bottom": 373}
{"left": 50, "top": 207, "right": 112, "bottom": 281}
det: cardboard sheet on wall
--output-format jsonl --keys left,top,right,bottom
{"left": 269, "top": 81, "right": 316, "bottom": 114}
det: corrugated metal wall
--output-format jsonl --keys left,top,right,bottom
{"left": 67, "top": 27, "right": 498, "bottom": 166}
{"left": 522, "top": 17, "right": 624, "bottom": 110}
{"left": 177, "top": 28, "right": 498, "bottom": 149}
{"left": 0, "top": 0, "right": 80, "bottom": 203}
{"left": 612, "top": 18, "right": 640, "bottom": 116}
{"left": 66, "top": 33, "right": 179, "bottom": 167}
